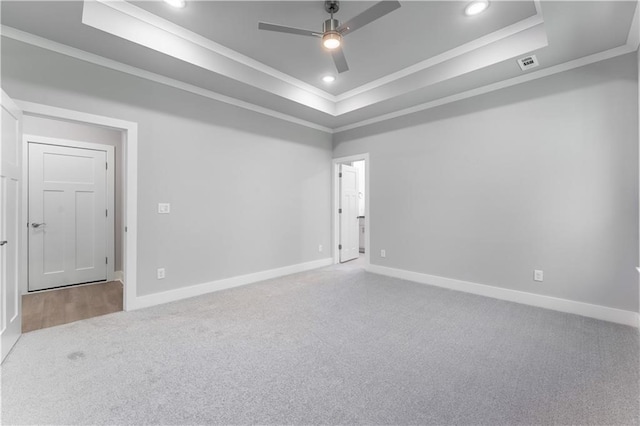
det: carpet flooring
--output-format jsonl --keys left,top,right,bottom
{"left": 1, "top": 262, "right": 638, "bottom": 425}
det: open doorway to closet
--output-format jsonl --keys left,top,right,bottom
{"left": 333, "top": 154, "right": 369, "bottom": 266}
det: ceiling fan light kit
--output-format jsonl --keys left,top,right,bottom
{"left": 322, "top": 32, "right": 342, "bottom": 50}
{"left": 258, "top": 0, "right": 401, "bottom": 74}
{"left": 322, "top": 16, "right": 342, "bottom": 49}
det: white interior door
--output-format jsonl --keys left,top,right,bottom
{"left": 1, "top": 90, "right": 22, "bottom": 362}
{"left": 28, "top": 143, "right": 107, "bottom": 291}
{"left": 340, "top": 164, "right": 359, "bottom": 263}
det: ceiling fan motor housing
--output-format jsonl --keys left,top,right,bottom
{"left": 323, "top": 18, "right": 340, "bottom": 33}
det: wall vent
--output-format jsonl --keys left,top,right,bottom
{"left": 517, "top": 54, "right": 539, "bottom": 71}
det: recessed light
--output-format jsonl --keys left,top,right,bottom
{"left": 465, "top": 0, "right": 489, "bottom": 16}
{"left": 322, "top": 75, "right": 336, "bottom": 83}
{"left": 164, "top": 0, "right": 186, "bottom": 8}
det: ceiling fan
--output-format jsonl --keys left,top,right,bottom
{"left": 258, "top": 0, "right": 401, "bottom": 74}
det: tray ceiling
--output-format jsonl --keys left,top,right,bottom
{"left": 1, "top": 1, "right": 638, "bottom": 132}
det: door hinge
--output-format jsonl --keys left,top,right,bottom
{"left": 106, "top": 162, "right": 108, "bottom": 170}
{"left": 105, "top": 209, "right": 108, "bottom": 217}
{"left": 338, "top": 244, "right": 342, "bottom": 250}
{"left": 338, "top": 208, "right": 342, "bottom": 214}
{"left": 339, "top": 172, "right": 342, "bottom": 178}
{"left": 105, "top": 257, "right": 108, "bottom": 264}
{"left": 125, "top": 226, "right": 128, "bottom": 232}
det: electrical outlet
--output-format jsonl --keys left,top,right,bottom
{"left": 534, "top": 269, "right": 543, "bottom": 282}
{"left": 158, "top": 203, "right": 171, "bottom": 214}
{"left": 380, "top": 249, "right": 386, "bottom": 258}
{"left": 157, "top": 268, "right": 166, "bottom": 279}
{"left": 318, "top": 244, "right": 323, "bottom": 252}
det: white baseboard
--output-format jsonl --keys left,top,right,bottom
{"left": 367, "top": 264, "right": 639, "bottom": 328}
{"left": 131, "top": 258, "right": 333, "bottom": 311}
{"left": 114, "top": 270, "right": 124, "bottom": 284}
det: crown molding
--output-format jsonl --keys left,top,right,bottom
{"left": 334, "top": 43, "right": 637, "bottom": 133}
{"left": 92, "top": 0, "right": 337, "bottom": 103}
{"left": 626, "top": 0, "right": 640, "bottom": 50}
{"left": 82, "top": 0, "right": 337, "bottom": 115}
{"left": 335, "top": 22, "right": 548, "bottom": 115}
{"left": 81, "top": 0, "right": 547, "bottom": 118}
{"left": 0, "top": 26, "right": 333, "bottom": 134}
{"left": 2, "top": 0, "right": 637, "bottom": 136}
{"left": 335, "top": 2, "right": 544, "bottom": 102}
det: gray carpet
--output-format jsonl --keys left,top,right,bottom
{"left": 1, "top": 262, "right": 639, "bottom": 425}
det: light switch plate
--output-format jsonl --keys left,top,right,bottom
{"left": 158, "top": 203, "right": 171, "bottom": 214}
{"left": 157, "top": 268, "right": 166, "bottom": 279}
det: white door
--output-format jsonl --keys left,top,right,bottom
{"left": 339, "top": 164, "right": 359, "bottom": 263}
{"left": 1, "top": 90, "right": 22, "bottom": 362}
{"left": 28, "top": 143, "right": 107, "bottom": 291}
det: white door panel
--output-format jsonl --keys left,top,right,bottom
{"left": 1, "top": 90, "right": 22, "bottom": 363}
{"left": 29, "top": 143, "right": 107, "bottom": 291}
{"left": 340, "top": 164, "right": 359, "bottom": 263}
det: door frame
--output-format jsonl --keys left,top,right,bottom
{"left": 332, "top": 153, "right": 370, "bottom": 266}
{"left": 25, "top": 136, "right": 116, "bottom": 288}
{"left": 1, "top": 90, "right": 23, "bottom": 362}
{"left": 16, "top": 100, "right": 138, "bottom": 311}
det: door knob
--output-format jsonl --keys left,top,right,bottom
{"left": 31, "top": 223, "right": 46, "bottom": 228}
{"left": 0, "top": 241, "right": 7, "bottom": 246}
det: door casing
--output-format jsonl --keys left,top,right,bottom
{"left": 1, "top": 90, "right": 23, "bottom": 362}
{"left": 17, "top": 101, "right": 138, "bottom": 311}
{"left": 332, "top": 154, "right": 370, "bottom": 266}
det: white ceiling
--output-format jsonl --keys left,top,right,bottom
{"left": 1, "top": 1, "right": 638, "bottom": 132}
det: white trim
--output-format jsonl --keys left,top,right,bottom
{"left": 131, "top": 258, "right": 333, "bottom": 311}
{"left": 88, "top": 0, "right": 545, "bottom": 110}
{"left": 81, "top": 1, "right": 335, "bottom": 116}
{"left": 23, "top": 134, "right": 116, "bottom": 284}
{"left": 334, "top": 6, "right": 545, "bottom": 102}
{"left": 626, "top": 0, "right": 640, "bottom": 50}
{"left": 334, "top": 43, "right": 638, "bottom": 133}
{"left": 81, "top": 0, "right": 548, "bottom": 118}
{"left": 114, "top": 270, "right": 123, "bottom": 283}
{"left": 332, "top": 154, "right": 370, "bottom": 267}
{"left": 368, "top": 264, "right": 639, "bottom": 328}
{"left": 2, "top": 7, "right": 636, "bottom": 134}
{"left": 1, "top": 26, "right": 333, "bottom": 134}
{"left": 91, "top": 0, "right": 336, "bottom": 103}
{"left": 16, "top": 100, "right": 139, "bottom": 312}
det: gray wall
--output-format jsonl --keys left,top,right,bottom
{"left": 23, "top": 116, "right": 125, "bottom": 272}
{"left": 2, "top": 38, "right": 333, "bottom": 297}
{"left": 3, "top": 37, "right": 638, "bottom": 313}
{"left": 334, "top": 53, "right": 639, "bottom": 312}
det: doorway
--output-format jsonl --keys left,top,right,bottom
{"left": 17, "top": 101, "right": 139, "bottom": 312}
{"left": 333, "top": 154, "right": 369, "bottom": 266}
{"left": 1, "top": 95, "right": 138, "bottom": 358}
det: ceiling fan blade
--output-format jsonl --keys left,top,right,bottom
{"left": 258, "top": 22, "right": 321, "bottom": 37}
{"left": 337, "top": 1, "right": 401, "bottom": 36}
{"left": 331, "top": 47, "right": 349, "bottom": 73}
